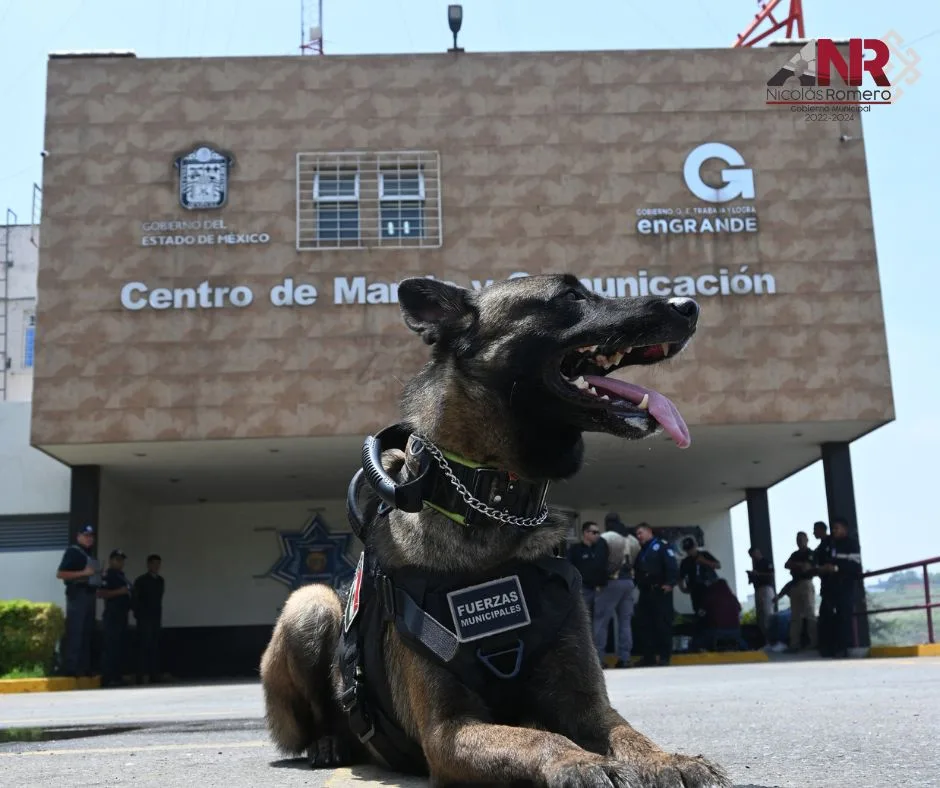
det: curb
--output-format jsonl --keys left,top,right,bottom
{"left": 670, "top": 650, "right": 769, "bottom": 665}
{"left": 0, "top": 676, "right": 101, "bottom": 694}
{"left": 602, "top": 650, "right": 769, "bottom": 668}
{"left": 869, "top": 644, "right": 940, "bottom": 659}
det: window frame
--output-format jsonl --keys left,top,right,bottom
{"left": 313, "top": 170, "right": 361, "bottom": 203}
{"left": 378, "top": 170, "right": 426, "bottom": 202}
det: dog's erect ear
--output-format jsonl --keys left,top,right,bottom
{"left": 398, "top": 278, "right": 475, "bottom": 345}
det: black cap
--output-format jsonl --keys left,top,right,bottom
{"left": 77, "top": 524, "right": 95, "bottom": 535}
{"left": 109, "top": 549, "right": 127, "bottom": 559}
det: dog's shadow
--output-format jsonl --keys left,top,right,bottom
{"left": 269, "top": 761, "right": 780, "bottom": 788}
{"left": 268, "top": 760, "right": 425, "bottom": 785}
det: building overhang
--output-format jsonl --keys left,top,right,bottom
{"left": 37, "top": 418, "right": 890, "bottom": 512}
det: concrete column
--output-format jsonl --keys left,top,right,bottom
{"left": 745, "top": 487, "right": 774, "bottom": 568}
{"left": 69, "top": 465, "right": 101, "bottom": 558}
{"left": 821, "top": 442, "right": 870, "bottom": 648}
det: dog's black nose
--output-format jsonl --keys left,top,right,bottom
{"left": 667, "top": 297, "right": 699, "bottom": 324}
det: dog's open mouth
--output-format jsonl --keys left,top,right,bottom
{"left": 554, "top": 342, "right": 691, "bottom": 448}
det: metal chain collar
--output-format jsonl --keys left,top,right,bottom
{"left": 413, "top": 435, "right": 550, "bottom": 529}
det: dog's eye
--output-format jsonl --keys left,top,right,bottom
{"left": 559, "top": 288, "right": 585, "bottom": 302}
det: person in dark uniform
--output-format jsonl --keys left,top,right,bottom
{"left": 98, "top": 549, "right": 132, "bottom": 687}
{"left": 567, "top": 522, "right": 610, "bottom": 662}
{"left": 678, "top": 537, "right": 721, "bottom": 615}
{"left": 633, "top": 523, "right": 679, "bottom": 667}
{"left": 55, "top": 524, "right": 102, "bottom": 677}
{"left": 817, "top": 517, "right": 862, "bottom": 658}
{"left": 133, "top": 554, "right": 166, "bottom": 684}
{"left": 812, "top": 520, "right": 836, "bottom": 656}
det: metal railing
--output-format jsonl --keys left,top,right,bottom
{"left": 861, "top": 556, "right": 939, "bottom": 644}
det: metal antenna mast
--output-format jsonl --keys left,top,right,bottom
{"left": 734, "top": 0, "right": 805, "bottom": 48}
{"left": 301, "top": 0, "right": 324, "bottom": 55}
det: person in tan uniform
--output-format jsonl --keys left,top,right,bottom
{"left": 782, "top": 531, "right": 818, "bottom": 652}
{"left": 596, "top": 523, "right": 642, "bottom": 668}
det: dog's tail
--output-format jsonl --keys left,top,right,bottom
{"left": 260, "top": 583, "right": 343, "bottom": 754}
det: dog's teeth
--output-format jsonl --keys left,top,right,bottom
{"left": 599, "top": 394, "right": 610, "bottom": 401}
{"left": 588, "top": 386, "right": 598, "bottom": 396}
{"left": 637, "top": 393, "right": 650, "bottom": 410}
{"left": 577, "top": 346, "right": 592, "bottom": 353}
{"left": 574, "top": 376, "right": 590, "bottom": 390}
{"left": 609, "top": 351, "right": 623, "bottom": 366}
{"left": 661, "top": 343, "right": 670, "bottom": 358}
{"left": 625, "top": 347, "right": 633, "bottom": 354}
{"left": 589, "top": 345, "right": 598, "bottom": 352}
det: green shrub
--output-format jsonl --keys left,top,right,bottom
{"left": 0, "top": 600, "right": 66, "bottom": 676}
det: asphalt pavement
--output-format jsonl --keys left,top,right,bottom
{"left": 1, "top": 658, "right": 938, "bottom": 788}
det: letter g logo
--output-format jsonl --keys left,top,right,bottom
{"left": 682, "top": 142, "right": 755, "bottom": 204}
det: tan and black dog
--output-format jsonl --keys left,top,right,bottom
{"left": 260, "top": 274, "right": 730, "bottom": 787}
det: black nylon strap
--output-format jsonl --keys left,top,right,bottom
{"left": 393, "top": 585, "right": 460, "bottom": 662}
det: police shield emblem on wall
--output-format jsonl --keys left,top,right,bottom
{"left": 174, "top": 144, "right": 234, "bottom": 210}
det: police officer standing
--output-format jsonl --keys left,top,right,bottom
{"left": 55, "top": 524, "right": 102, "bottom": 677}
{"left": 98, "top": 549, "right": 132, "bottom": 687}
{"left": 816, "top": 517, "right": 862, "bottom": 658}
{"left": 568, "top": 522, "right": 610, "bottom": 662}
{"left": 812, "top": 520, "right": 835, "bottom": 656}
{"left": 633, "top": 523, "right": 679, "bottom": 667}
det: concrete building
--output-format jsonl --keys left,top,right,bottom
{"left": 0, "top": 222, "right": 72, "bottom": 605}
{"left": 29, "top": 46, "right": 892, "bottom": 674}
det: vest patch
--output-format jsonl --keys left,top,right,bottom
{"left": 344, "top": 552, "right": 365, "bottom": 633}
{"left": 446, "top": 575, "right": 530, "bottom": 643}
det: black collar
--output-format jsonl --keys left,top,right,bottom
{"left": 348, "top": 423, "right": 551, "bottom": 533}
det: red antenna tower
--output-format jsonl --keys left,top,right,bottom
{"left": 301, "top": 0, "right": 324, "bottom": 55}
{"left": 734, "top": 0, "right": 805, "bottom": 48}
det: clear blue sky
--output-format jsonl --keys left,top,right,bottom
{"left": 1, "top": 1, "right": 938, "bottom": 597}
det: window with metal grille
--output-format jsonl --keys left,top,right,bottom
{"left": 297, "top": 151, "right": 442, "bottom": 251}
{"left": 0, "top": 514, "right": 70, "bottom": 552}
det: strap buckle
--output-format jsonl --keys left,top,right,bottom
{"left": 340, "top": 680, "right": 375, "bottom": 744}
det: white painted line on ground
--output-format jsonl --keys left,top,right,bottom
{"left": 0, "top": 710, "right": 256, "bottom": 727}
{"left": 0, "top": 740, "right": 270, "bottom": 757}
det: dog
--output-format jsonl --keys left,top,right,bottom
{"left": 260, "top": 273, "right": 730, "bottom": 787}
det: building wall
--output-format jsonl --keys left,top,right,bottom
{"left": 2, "top": 224, "right": 38, "bottom": 403}
{"left": 91, "top": 488, "right": 731, "bottom": 628}
{"left": 33, "top": 49, "right": 892, "bottom": 449}
{"left": 96, "top": 494, "right": 355, "bottom": 627}
{"left": 0, "top": 400, "right": 71, "bottom": 604}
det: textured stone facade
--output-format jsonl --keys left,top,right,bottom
{"left": 32, "top": 48, "right": 893, "bottom": 447}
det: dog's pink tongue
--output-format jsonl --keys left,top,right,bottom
{"left": 583, "top": 375, "right": 691, "bottom": 449}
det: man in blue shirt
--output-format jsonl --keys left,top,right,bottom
{"left": 99, "top": 549, "right": 132, "bottom": 687}
{"left": 55, "top": 524, "right": 102, "bottom": 677}
{"left": 633, "top": 523, "right": 679, "bottom": 667}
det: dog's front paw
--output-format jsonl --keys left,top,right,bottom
{"left": 632, "top": 753, "right": 731, "bottom": 788}
{"left": 544, "top": 755, "right": 640, "bottom": 788}
{"left": 306, "top": 735, "right": 348, "bottom": 768}
{"left": 667, "top": 753, "right": 731, "bottom": 788}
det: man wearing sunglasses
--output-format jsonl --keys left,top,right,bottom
{"left": 567, "top": 521, "right": 610, "bottom": 662}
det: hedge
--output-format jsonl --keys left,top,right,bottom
{"left": 0, "top": 599, "right": 66, "bottom": 676}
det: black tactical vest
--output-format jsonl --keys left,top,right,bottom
{"left": 338, "top": 551, "right": 582, "bottom": 774}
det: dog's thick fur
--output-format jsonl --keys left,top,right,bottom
{"left": 260, "top": 274, "right": 731, "bottom": 787}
